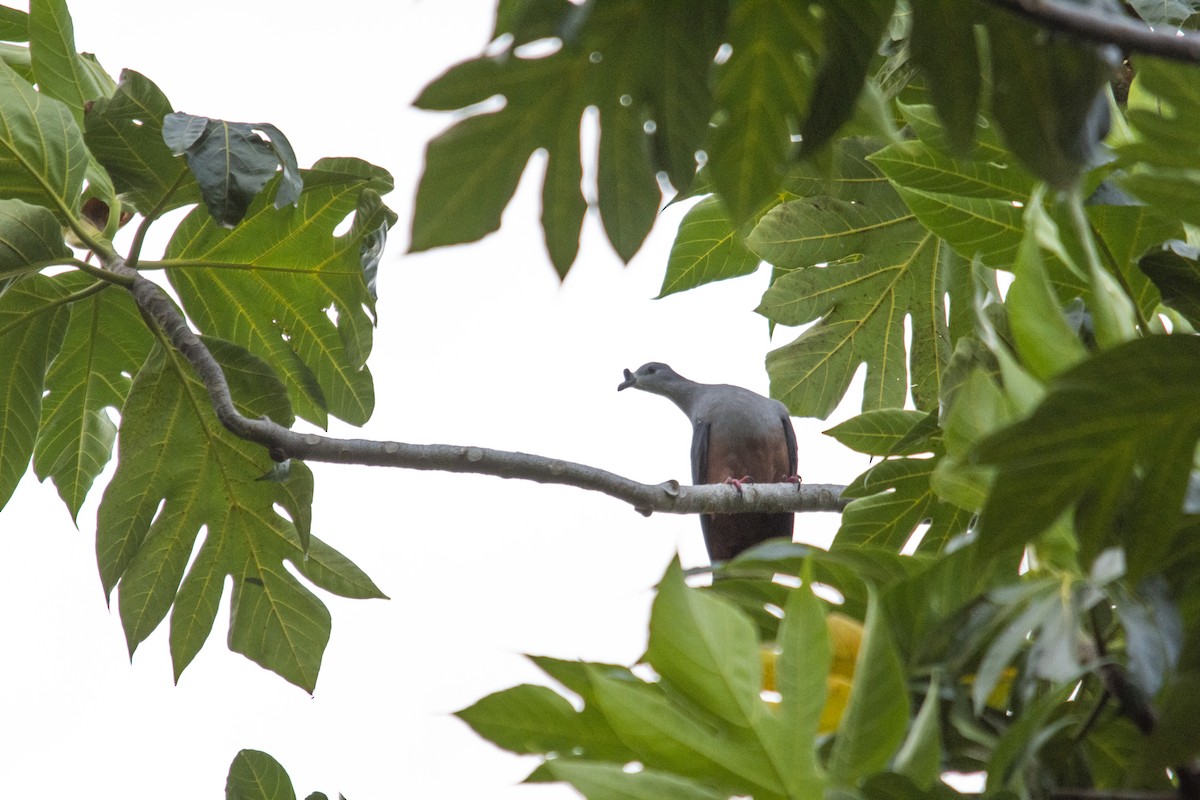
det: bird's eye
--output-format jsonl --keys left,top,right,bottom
{"left": 647, "top": 367, "right": 657, "bottom": 374}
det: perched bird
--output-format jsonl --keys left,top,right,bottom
{"left": 618, "top": 362, "right": 798, "bottom": 562}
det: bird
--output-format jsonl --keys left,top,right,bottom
{"left": 618, "top": 362, "right": 798, "bottom": 562}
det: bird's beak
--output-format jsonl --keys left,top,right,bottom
{"left": 617, "top": 368, "right": 636, "bottom": 391}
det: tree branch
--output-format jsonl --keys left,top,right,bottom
{"left": 978, "top": 0, "right": 1200, "bottom": 63}
{"left": 104, "top": 256, "right": 849, "bottom": 517}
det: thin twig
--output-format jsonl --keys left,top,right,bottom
{"left": 102, "top": 255, "right": 849, "bottom": 517}
{"left": 978, "top": 0, "right": 1200, "bottom": 63}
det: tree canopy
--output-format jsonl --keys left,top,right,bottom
{"left": 3, "top": 0, "right": 1200, "bottom": 797}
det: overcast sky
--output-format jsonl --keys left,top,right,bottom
{"left": 0, "top": 2, "right": 870, "bottom": 797}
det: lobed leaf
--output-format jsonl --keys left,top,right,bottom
{"left": 33, "top": 273, "right": 154, "bottom": 521}
{"left": 163, "top": 157, "right": 395, "bottom": 427}
{"left": 96, "top": 341, "right": 382, "bottom": 691}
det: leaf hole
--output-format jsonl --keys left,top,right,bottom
{"left": 714, "top": 43, "right": 732, "bottom": 65}
{"left": 622, "top": 762, "right": 644, "bottom": 774}
{"left": 811, "top": 582, "right": 845, "bottom": 605}
{"left": 514, "top": 38, "right": 561, "bottom": 58}
{"left": 764, "top": 602, "right": 785, "bottom": 619}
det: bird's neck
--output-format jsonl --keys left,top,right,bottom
{"left": 656, "top": 379, "right": 705, "bottom": 417}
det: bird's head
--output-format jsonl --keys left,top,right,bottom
{"left": 617, "top": 362, "right": 681, "bottom": 395}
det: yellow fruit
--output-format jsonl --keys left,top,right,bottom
{"left": 760, "top": 611, "right": 865, "bottom": 734}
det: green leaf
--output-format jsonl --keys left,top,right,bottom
{"left": 164, "top": 157, "right": 394, "bottom": 427}
{"left": 646, "top": 559, "right": 761, "bottom": 727}
{"left": 986, "top": 9, "right": 1115, "bottom": 189}
{"left": 658, "top": 195, "right": 760, "bottom": 297}
{"left": 0, "top": 7, "right": 29, "bottom": 41}
{"left": 0, "top": 58, "right": 88, "bottom": 218}
{"left": 708, "top": 0, "right": 816, "bottom": 223}
{"left": 226, "top": 750, "right": 297, "bottom": 800}
{"left": 28, "top": 0, "right": 114, "bottom": 123}
{"left": 163, "top": 112, "right": 302, "bottom": 227}
{"left": 1140, "top": 240, "right": 1200, "bottom": 328}
{"left": 909, "top": 0, "right": 979, "bottom": 153}
{"left": 974, "top": 336, "right": 1200, "bottom": 576}
{"left": 589, "top": 667, "right": 786, "bottom": 795}
{"left": 1086, "top": 202, "right": 1179, "bottom": 321}
{"left": 597, "top": 97, "right": 659, "bottom": 263}
{"left": 547, "top": 760, "right": 729, "bottom": 800}
{"left": 774, "top": 584, "right": 829, "bottom": 788}
{"left": 824, "top": 409, "right": 935, "bottom": 456}
{"left": 827, "top": 587, "right": 909, "bottom": 786}
{"left": 83, "top": 69, "right": 199, "bottom": 217}
{"left": 870, "top": 132, "right": 1035, "bottom": 270}
{"left": 838, "top": 452, "right": 973, "bottom": 553}
{"left": 753, "top": 192, "right": 958, "bottom": 417}
{"left": 0, "top": 197, "right": 70, "bottom": 272}
{"left": 95, "top": 340, "right": 373, "bottom": 690}
{"left": 33, "top": 274, "right": 153, "bottom": 520}
{"left": 1006, "top": 217, "right": 1089, "bottom": 381}
{"left": 412, "top": 2, "right": 723, "bottom": 271}
{"left": 457, "top": 684, "right": 588, "bottom": 755}
{"left": 1118, "top": 58, "right": 1200, "bottom": 227}
{"left": 0, "top": 274, "right": 69, "bottom": 511}
{"left": 799, "top": 0, "right": 894, "bottom": 156}
{"left": 893, "top": 672, "right": 942, "bottom": 789}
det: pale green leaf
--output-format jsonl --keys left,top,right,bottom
{"left": 0, "top": 58, "right": 88, "bottom": 217}
{"left": 547, "top": 760, "right": 728, "bottom": 800}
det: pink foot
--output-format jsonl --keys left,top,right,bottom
{"left": 724, "top": 475, "right": 753, "bottom": 496}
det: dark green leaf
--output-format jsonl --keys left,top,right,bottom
{"left": 800, "top": 0, "right": 895, "bottom": 156}
{"left": 412, "top": 2, "right": 724, "bottom": 271}
{"left": 986, "top": 10, "right": 1116, "bottom": 189}
{"left": 163, "top": 112, "right": 302, "bottom": 227}
{"left": 909, "top": 0, "right": 980, "bottom": 153}
{"left": 708, "top": 0, "right": 815, "bottom": 224}
{"left": 597, "top": 98, "right": 659, "bottom": 263}
{"left": 84, "top": 69, "right": 199, "bottom": 216}
{"left": 0, "top": 275, "right": 69, "bottom": 511}
{"left": 1140, "top": 240, "right": 1200, "bottom": 327}
{"left": 33, "top": 273, "right": 153, "bottom": 520}
{"left": 974, "top": 336, "right": 1200, "bottom": 576}
{"left": 226, "top": 750, "right": 297, "bottom": 800}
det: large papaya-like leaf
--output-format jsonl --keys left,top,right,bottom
{"left": 751, "top": 178, "right": 962, "bottom": 418}
{"left": 163, "top": 157, "right": 395, "bottom": 428}
{"left": 97, "top": 338, "right": 384, "bottom": 691}
{"left": 0, "top": 197, "right": 70, "bottom": 272}
{"left": 411, "top": 1, "right": 725, "bottom": 273}
{"left": 33, "top": 273, "right": 154, "bottom": 521}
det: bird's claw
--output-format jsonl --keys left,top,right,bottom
{"left": 724, "top": 475, "right": 753, "bottom": 496}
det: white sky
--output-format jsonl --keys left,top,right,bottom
{"left": 0, "top": 2, "right": 870, "bottom": 797}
